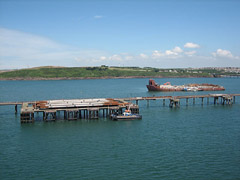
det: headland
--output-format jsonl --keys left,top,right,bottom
{"left": 0, "top": 66, "right": 239, "bottom": 80}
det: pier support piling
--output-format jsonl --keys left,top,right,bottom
{"left": 102, "top": 109, "right": 105, "bottom": 117}
{"left": 88, "top": 109, "right": 99, "bottom": 119}
{"left": 15, "top": 104, "right": 17, "bottom": 114}
{"left": 21, "top": 112, "right": 34, "bottom": 123}
{"left": 169, "top": 99, "right": 180, "bottom": 108}
{"left": 130, "top": 105, "right": 139, "bottom": 114}
{"left": 214, "top": 97, "right": 219, "bottom": 105}
{"left": 222, "top": 95, "right": 233, "bottom": 105}
{"left": 20, "top": 103, "right": 34, "bottom": 123}
{"left": 43, "top": 111, "right": 56, "bottom": 121}
{"left": 79, "top": 110, "right": 82, "bottom": 119}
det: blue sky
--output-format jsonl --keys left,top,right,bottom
{"left": 0, "top": 0, "right": 240, "bottom": 69}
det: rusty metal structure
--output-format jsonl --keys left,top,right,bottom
{"left": 147, "top": 79, "right": 225, "bottom": 91}
{"left": 18, "top": 98, "right": 136, "bottom": 123}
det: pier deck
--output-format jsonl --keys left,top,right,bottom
{"left": 0, "top": 93, "right": 239, "bottom": 123}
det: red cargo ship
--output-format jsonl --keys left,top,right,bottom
{"left": 146, "top": 79, "right": 225, "bottom": 92}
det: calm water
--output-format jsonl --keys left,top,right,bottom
{"left": 0, "top": 78, "right": 240, "bottom": 180}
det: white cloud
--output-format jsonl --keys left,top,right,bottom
{"left": 100, "top": 56, "right": 107, "bottom": 60}
{"left": 172, "top": 46, "right": 183, "bottom": 53}
{"left": 184, "top": 42, "right": 200, "bottom": 48}
{"left": 94, "top": 15, "right": 103, "bottom": 19}
{"left": 109, "top": 54, "right": 122, "bottom": 61}
{"left": 152, "top": 50, "right": 164, "bottom": 59}
{"left": 0, "top": 28, "right": 63, "bottom": 57}
{"left": 185, "top": 51, "right": 197, "bottom": 56}
{"left": 212, "top": 49, "right": 237, "bottom": 59}
{"left": 139, "top": 53, "right": 148, "bottom": 59}
{"left": 0, "top": 28, "right": 239, "bottom": 69}
{"left": 152, "top": 46, "right": 183, "bottom": 59}
{"left": 165, "top": 50, "right": 177, "bottom": 56}
{"left": 0, "top": 28, "right": 109, "bottom": 68}
{"left": 125, "top": 56, "right": 134, "bottom": 60}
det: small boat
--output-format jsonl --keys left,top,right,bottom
{"left": 111, "top": 110, "right": 142, "bottom": 120}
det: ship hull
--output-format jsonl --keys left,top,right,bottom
{"left": 146, "top": 79, "right": 225, "bottom": 92}
{"left": 146, "top": 85, "right": 183, "bottom": 91}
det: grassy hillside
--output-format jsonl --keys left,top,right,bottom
{"left": 0, "top": 66, "right": 237, "bottom": 79}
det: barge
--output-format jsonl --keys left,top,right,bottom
{"left": 147, "top": 79, "right": 225, "bottom": 92}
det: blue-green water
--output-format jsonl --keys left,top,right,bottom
{"left": 0, "top": 78, "right": 240, "bottom": 180}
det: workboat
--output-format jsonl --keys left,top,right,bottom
{"left": 147, "top": 79, "right": 225, "bottom": 92}
{"left": 111, "top": 110, "right": 142, "bottom": 120}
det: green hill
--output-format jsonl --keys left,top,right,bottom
{"left": 0, "top": 66, "right": 237, "bottom": 80}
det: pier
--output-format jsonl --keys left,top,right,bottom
{"left": 0, "top": 93, "right": 239, "bottom": 123}
{"left": 0, "top": 98, "right": 136, "bottom": 123}
{"left": 117, "top": 94, "right": 240, "bottom": 107}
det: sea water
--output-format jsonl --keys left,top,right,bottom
{"left": 0, "top": 78, "right": 240, "bottom": 180}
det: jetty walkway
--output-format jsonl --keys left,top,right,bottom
{"left": 117, "top": 94, "right": 240, "bottom": 107}
{"left": 0, "top": 93, "right": 239, "bottom": 123}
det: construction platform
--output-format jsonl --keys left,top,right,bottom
{"left": 18, "top": 98, "right": 138, "bottom": 123}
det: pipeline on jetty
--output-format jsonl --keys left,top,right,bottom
{"left": 0, "top": 93, "right": 239, "bottom": 123}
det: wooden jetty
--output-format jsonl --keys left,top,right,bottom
{"left": 0, "top": 93, "right": 239, "bottom": 123}
{"left": 117, "top": 94, "right": 240, "bottom": 107}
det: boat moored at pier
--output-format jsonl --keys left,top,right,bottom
{"left": 111, "top": 109, "right": 142, "bottom": 120}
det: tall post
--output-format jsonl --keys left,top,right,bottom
{"left": 15, "top": 104, "right": 18, "bottom": 114}
{"left": 136, "top": 100, "right": 138, "bottom": 105}
{"left": 79, "top": 110, "right": 82, "bottom": 119}
{"left": 64, "top": 111, "right": 66, "bottom": 119}
{"left": 222, "top": 97, "right": 225, "bottom": 105}
{"left": 169, "top": 99, "right": 173, "bottom": 108}
{"left": 31, "top": 112, "right": 34, "bottom": 122}
{"left": 163, "top": 99, "right": 165, "bottom": 106}
{"left": 201, "top": 98, "right": 204, "bottom": 105}
{"left": 193, "top": 98, "right": 195, "bottom": 105}
{"left": 186, "top": 98, "right": 188, "bottom": 106}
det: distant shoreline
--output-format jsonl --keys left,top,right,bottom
{"left": 1, "top": 66, "right": 238, "bottom": 80}
{"left": 0, "top": 75, "right": 214, "bottom": 81}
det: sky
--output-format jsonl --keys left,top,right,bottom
{"left": 0, "top": 0, "right": 240, "bottom": 69}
